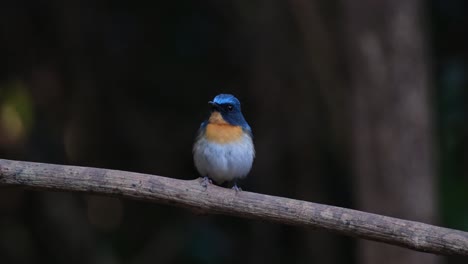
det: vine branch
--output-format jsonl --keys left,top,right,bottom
{"left": 1, "top": 158, "right": 467, "bottom": 256}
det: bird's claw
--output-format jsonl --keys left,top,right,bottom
{"left": 232, "top": 184, "right": 242, "bottom": 193}
{"left": 201, "top": 176, "right": 212, "bottom": 188}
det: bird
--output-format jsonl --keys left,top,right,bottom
{"left": 193, "top": 94, "right": 255, "bottom": 191}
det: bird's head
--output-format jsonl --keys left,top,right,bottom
{"left": 208, "top": 94, "right": 249, "bottom": 129}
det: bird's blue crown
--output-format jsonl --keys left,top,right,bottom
{"left": 212, "top": 94, "right": 241, "bottom": 109}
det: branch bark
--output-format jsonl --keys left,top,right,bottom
{"left": 1, "top": 158, "right": 467, "bottom": 256}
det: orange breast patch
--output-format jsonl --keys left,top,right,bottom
{"left": 205, "top": 123, "right": 243, "bottom": 144}
{"left": 208, "top": 111, "right": 228, "bottom": 125}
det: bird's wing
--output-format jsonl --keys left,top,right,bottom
{"left": 195, "top": 120, "right": 208, "bottom": 138}
{"left": 243, "top": 125, "right": 253, "bottom": 138}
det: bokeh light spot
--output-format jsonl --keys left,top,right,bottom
{"left": 1, "top": 104, "right": 24, "bottom": 143}
{"left": 0, "top": 81, "right": 34, "bottom": 145}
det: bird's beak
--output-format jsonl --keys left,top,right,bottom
{"left": 208, "top": 101, "right": 220, "bottom": 111}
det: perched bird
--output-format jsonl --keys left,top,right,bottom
{"left": 193, "top": 94, "right": 255, "bottom": 191}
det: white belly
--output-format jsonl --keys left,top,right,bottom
{"left": 193, "top": 134, "right": 255, "bottom": 184}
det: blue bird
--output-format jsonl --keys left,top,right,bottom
{"left": 193, "top": 94, "right": 255, "bottom": 191}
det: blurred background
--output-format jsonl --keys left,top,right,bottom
{"left": 0, "top": 0, "right": 467, "bottom": 263}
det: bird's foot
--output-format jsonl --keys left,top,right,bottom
{"left": 200, "top": 176, "right": 212, "bottom": 189}
{"left": 232, "top": 183, "right": 242, "bottom": 193}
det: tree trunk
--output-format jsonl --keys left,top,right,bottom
{"left": 343, "top": 0, "right": 441, "bottom": 263}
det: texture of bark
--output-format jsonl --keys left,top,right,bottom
{"left": 1, "top": 159, "right": 467, "bottom": 256}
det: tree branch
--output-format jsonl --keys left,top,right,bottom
{"left": 1, "top": 158, "right": 467, "bottom": 256}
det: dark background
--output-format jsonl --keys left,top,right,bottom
{"left": 1, "top": 0, "right": 467, "bottom": 263}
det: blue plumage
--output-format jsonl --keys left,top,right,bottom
{"left": 212, "top": 94, "right": 252, "bottom": 132}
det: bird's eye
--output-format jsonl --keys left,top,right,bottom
{"left": 227, "top": 105, "right": 233, "bottom": 111}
